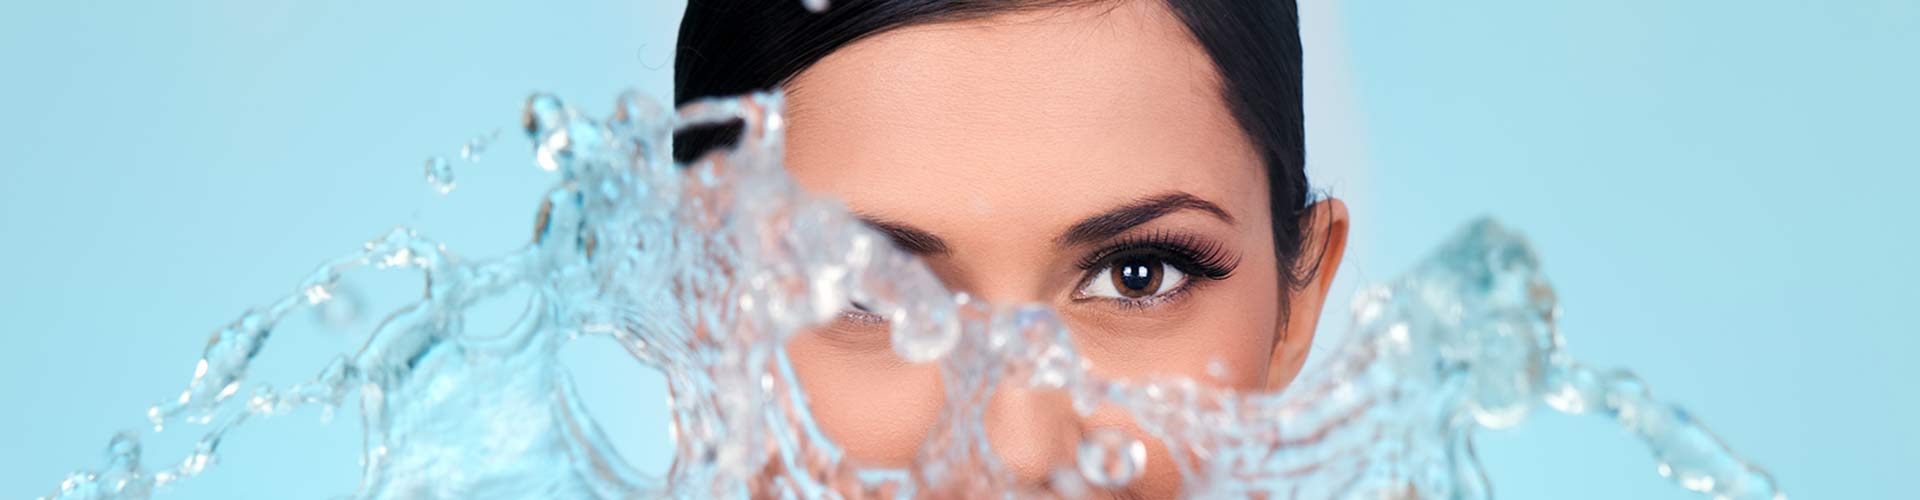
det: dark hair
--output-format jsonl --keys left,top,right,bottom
{"left": 674, "top": 0, "right": 1317, "bottom": 295}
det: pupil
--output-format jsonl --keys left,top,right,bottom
{"left": 1116, "top": 257, "right": 1159, "bottom": 297}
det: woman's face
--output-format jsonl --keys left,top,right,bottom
{"left": 778, "top": 2, "right": 1344, "bottom": 497}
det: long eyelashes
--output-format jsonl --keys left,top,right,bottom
{"left": 835, "top": 232, "right": 1239, "bottom": 321}
{"left": 1075, "top": 231, "right": 1241, "bottom": 281}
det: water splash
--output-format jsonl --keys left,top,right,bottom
{"left": 39, "top": 90, "right": 1781, "bottom": 500}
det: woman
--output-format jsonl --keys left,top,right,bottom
{"left": 676, "top": 0, "right": 1349, "bottom": 497}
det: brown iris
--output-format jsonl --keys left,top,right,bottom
{"left": 1111, "top": 256, "right": 1163, "bottom": 298}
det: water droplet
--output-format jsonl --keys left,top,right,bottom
{"left": 303, "top": 284, "right": 333, "bottom": 304}
{"left": 424, "top": 156, "right": 455, "bottom": 194}
{"left": 535, "top": 128, "right": 570, "bottom": 172}
{"left": 459, "top": 132, "right": 493, "bottom": 162}
{"left": 1077, "top": 428, "right": 1147, "bottom": 489}
{"left": 888, "top": 300, "right": 960, "bottom": 363}
{"left": 522, "top": 93, "right": 567, "bottom": 139}
{"left": 801, "top": 0, "right": 829, "bottom": 12}
{"left": 1206, "top": 358, "right": 1229, "bottom": 381}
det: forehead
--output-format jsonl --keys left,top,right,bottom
{"left": 781, "top": 1, "right": 1265, "bottom": 241}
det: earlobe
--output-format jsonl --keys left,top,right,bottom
{"left": 1264, "top": 198, "right": 1351, "bottom": 391}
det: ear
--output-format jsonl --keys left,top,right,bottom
{"left": 1265, "top": 198, "right": 1350, "bottom": 391}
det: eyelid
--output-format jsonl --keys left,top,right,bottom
{"left": 1073, "top": 231, "right": 1240, "bottom": 279}
{"left": 838, "top": 302, "right": 887, "bottom": 326}
{"left": 816, "top": 310, "right": 891, "bottom": 352}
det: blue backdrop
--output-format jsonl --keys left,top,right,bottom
{"left": 2, "top": 0, "right": 1911, "bottom": 498}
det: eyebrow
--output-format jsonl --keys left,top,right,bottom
{"left": 852, "top": 191, "right": 1232, "bottom": 256}
{"left": 858, "top": 216, "right": 950, "bottom": 255}
{"left": 1055, "top": 192, "right": 1235, "bottom": 247}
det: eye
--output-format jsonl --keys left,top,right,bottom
{"left": 1079, "top": 254, "right": 1190, "bottom": 300}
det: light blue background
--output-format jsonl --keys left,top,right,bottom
{"left": 1, "top": 0, "right": 1912, "bottom": 498}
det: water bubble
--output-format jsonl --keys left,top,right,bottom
{"left": 424, "top": 156, "right": 455, "bottom": 194}
{"left": 1077, "top": 428, "right": 1147, "bottom": 490}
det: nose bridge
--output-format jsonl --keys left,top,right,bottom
{"left": 983, "top": 382, "right": 1082, "bottom": 484}
{"left": 913, "top": 214, "right": 1081, "bottom": 483}
{"left": 918, "top": 213, "right": 1061, "bottom": 304}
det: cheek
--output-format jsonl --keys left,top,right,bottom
{"left": 1204, "top": 240, "right": 1287, "bottom": 389}
{"left": 784, "top": 332, "right": 942, "bottom": 465}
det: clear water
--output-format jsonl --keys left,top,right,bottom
{"left": 38, "top": 88, "right": 1783, "bottom": 500}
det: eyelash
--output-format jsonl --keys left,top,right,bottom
{"left": 839, "top": 301, "right": 887, "bottom": 326}
{"left": 833, "top": 233, "right": 1239, "bottom": 326}
{"left": 1073, "top": 232, "right": 1240, "bottom": 308}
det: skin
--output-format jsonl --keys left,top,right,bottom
{"left": 776, "top": 1, "right": 1350, "bottom": 497}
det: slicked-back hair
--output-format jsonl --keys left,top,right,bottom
{"left": 674, "top": 0, "right": 1317, "bottom": 295}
